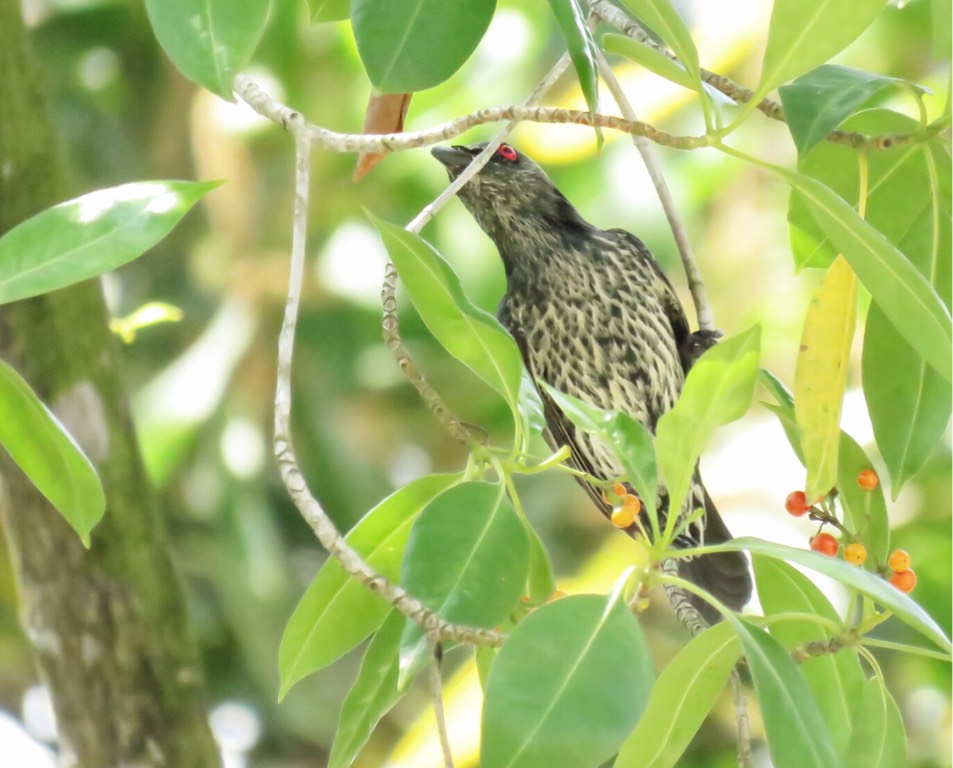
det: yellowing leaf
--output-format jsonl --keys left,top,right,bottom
{"left": 795, "top": 255, "right": 857, "bottom": 499}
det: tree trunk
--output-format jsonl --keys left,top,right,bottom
{"left": 0, "top": 2, "right": 221, "bottom": 766}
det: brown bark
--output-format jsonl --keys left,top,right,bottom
{"left": 0, "top": 2, "right": 221, "bottom": 765}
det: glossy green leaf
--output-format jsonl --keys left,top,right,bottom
{"left": 540, "top": 382, "right": 658, "bottom": 518}
{"left": 845, "top": 676, "right": 908, "bottom": 768}
{"left": 352, "top": 0, "right": 495, "bottom": 92}
{"left": 615, "top": 622, "right": 739, "bottom": 768}
{"left": 794, "top": 255, "right": 857, "bottom": 499}
{"left": 310, "top": 0, "right": 348, "bottom": 22}
{"left": 780, "top": 65, "right": 918, "bottom": 156}
{"left": 698, "top": 537, "right": 952, "bottom": 652}
{"left": 656, "top": 326, "right": 761, "bottom": 524}
{"left": 756, "top": 0, "right": 886, "bottom": 103}
{"left": 782, "top": 167, "right": 952, "bottom": 382}
{"left": 862, "top": 141, "right": 952, "bottom": 493}
{"left": 372, "top": 216, "right": 523, "bottom": 419}
{"left": 548, "top": 0, "right": 600, "bottom": 118}
{"left": 144, "top": 0, "right": 271, "bottom": 98}
{"left": 0, "top": 360, "right": 105, "bottom": 547}
{"left": 836, "top": 434, "right": 889, "bottom": 566}
{"left": 788, "top": 110, "right": 929, "bottom": 270}
{"left": 278, "top": 473, "right": 460, "bottom": 697}
{"left": 328, "top": 610, "right": 407, "bottom": 768}
{"left": 731, "top": 619, "right": 841, "bottom": 768}
{"left": 525, "top": 521, "right": 557, "bottom": 603}
{"left": 481, "top": 593, "right": 653, "bottom": 768}
{"left": 398, "top": 482, "right": 528, "bottom": 685}
{"left": 601, "top": 33, "right": 697, "bottom": 91}
{"left": 0, "top": 181, "right": 219, "bottom": 305}
{"left": 754, "top": 557, "right": 865, "bottom": 756}
{"left": 620, "top": 0, "right": 700, "bottom": 82}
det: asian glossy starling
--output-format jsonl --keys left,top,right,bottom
{"left": 432, "top": 142, "right": 751, "bottom": 630}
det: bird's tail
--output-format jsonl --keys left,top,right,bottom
{"left": 674, "top": 484, "right": 751, "bottom": 628}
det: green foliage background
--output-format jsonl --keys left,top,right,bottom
{"left": 0, "top": 1, "right": 949, "bottom": 766}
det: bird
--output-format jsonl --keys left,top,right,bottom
{"left": 432, "top": 141, "right": 751, "bottom": 631}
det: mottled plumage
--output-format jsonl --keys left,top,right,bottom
{"left": 433, "top": 142, "right": 751, "bottom": 628}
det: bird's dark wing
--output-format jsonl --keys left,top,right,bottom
{"left": 608, "top": 229, "right": 695, "bottom": 371}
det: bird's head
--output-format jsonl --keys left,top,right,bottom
{"left": 431, "top": 143, "right": 588, "bottom": 248}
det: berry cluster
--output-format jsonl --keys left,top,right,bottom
{"left": 784, "top": 468, "right": 916, "bottom": 593}
{"left": 605, "top": 482, "right": 642, "bottom": 529}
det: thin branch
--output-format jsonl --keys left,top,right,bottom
{"left": 235, "top": 75, "right": 708, "bottom": 152}
{"left": 271, "top": 114, "right": 501, "bottom": 650}
{"left": 730, "top": 669, "right": 752, "bottom": 768}
{"left": 593, "top": 45, "right": 715, "bottom": 331}
{"left": 428, "top": 639, "right": 454, "bottom": 768}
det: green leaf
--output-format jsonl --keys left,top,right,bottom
{"left": 620, "top": 0, "right": 701, "bottom": 82}
{"left": 655, "top": 326, "right": 761, "bottom": 523}
{"left": 699, "top": 537, "right": 952, "bottom": 652}
{"left": 836, "top": 434, "right": 889, "bottom": 566}
{"left": 371, "top": 216, "right": 523, "bottom": 421}
{"left": 0, "top": 360, "right": 105, "bottom": 547}
{"left": 548, "top": 0, "right": 600, "bottom": 120}
{"left": 754, "top": 557, "right": 865, "bottom": 757}
{"left": 781, "top": 167, "right": 952, "bottom": 382}
{"left": 278, "top": 473, "right": 460, "bottom": 697}
{"left": 525, "top": 520, "right": 557, "bottom": 603}
{"left": 144, "top": 0, "right": 271, "bottom": 98}
{"left": 0, "top": 181, "right": 219, "bottom": 305}
{"left": 615, "top": 622, "right": 739, "bottom": 768}
{"left": 601, "top": 33, "right": 698, "bottom": 91}
{"left": 328, "top": 610, "right": 407, "bottom": 768}
{"left": 310, "top": 0, "right": 349, "bottom": 22}
{"left": 862, "top": 141, "right": 952, "bottom": 493}
{"left": 398, "top": 482, "right": 528, "bottom": 686}
{"left": 794, "top": 255, "right": 857, "bottom": 499}
{"left": 351, "top": 0, "right": 496, "bottom": 92}
{"left": 780, "top": 65, "right": 919, "bottom": 156}
{"left": 731, "top": 619, "right": 842, "bottom": 768}
{"left": 845, "top": 677, "right": 908, "bottom": 768}
{"left": 539, "top": 382, "right": 658, "bottom": 518}
{"left": 788, "top": 110, "right": 928, "bottom": 270}
{"left": 481, "top": 593, "right": 653, "bottom": 768}
{"left": 756, "top": 0, "right": 886, "bottom": 103}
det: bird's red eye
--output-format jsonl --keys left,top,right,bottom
{"left": 497, "top": 144, "right": 518, "bottom": 162}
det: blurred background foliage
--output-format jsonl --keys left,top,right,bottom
{"left": 0, "top": 0, "right": 949, "bottom": 766}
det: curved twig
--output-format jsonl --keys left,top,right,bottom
{"left": 271, "top": 113, "right": 501, "bottom": 650}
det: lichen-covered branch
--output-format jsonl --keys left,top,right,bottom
{"left": 270, "top": 115, "right": 501, "bottom": 649}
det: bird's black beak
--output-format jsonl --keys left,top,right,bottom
{"left": 431, "top": 145, "right": 474, "bottom": 174}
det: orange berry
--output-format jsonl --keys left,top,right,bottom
{"left": 844, "top": 543, "right": 867, "bottom": 565}
{"left": 611, "top": 504, "right": 636, "bottom": 529}
{"left": 612, "top": 482, "right": 627, "bottom": 498}
{"left": 887, "top": 549, "right": 911, "bottom": 572}
{"left": 889, "top": 569, "right": 917, "bottom": 593}
{"left": 857, "top": 469, "right": 879, "bottom": 490}
{"left": 810, "top": 532, "right": 839, "bottom": 557}
{"left": 623, "top": 493, "right": 641, "bottom": 516}
{"left": 785, "top": 490, "right": 810, "bottom": 517}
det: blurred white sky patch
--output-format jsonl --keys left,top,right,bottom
{"left": 0, "top": 711, "right": 55, "bottom": 768}
{"left": 317, "top": 220, "right": 390, "bottom": 307}
{"left": 477, "top": 9, "right": 532, "bottom": 67}
{"left": 220, "top": 417, "right": 266, "bottom": 480}
{"left": 211, "top": 700, "right": 261, "bottom": 768}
